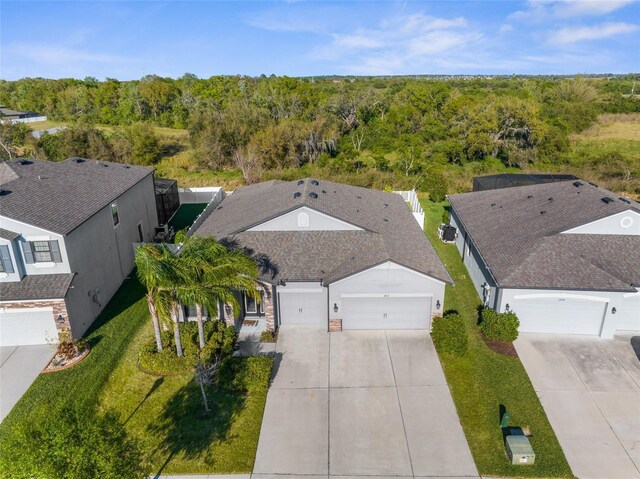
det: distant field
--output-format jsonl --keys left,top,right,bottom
{"left": 26, "top": 119, "right": 68, "bottom": 130}
{"left": 572, "top": 113, "right": 640, "bottom": 141}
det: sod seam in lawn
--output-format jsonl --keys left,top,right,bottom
{"left": 421, "top": 198, "right": 574, "bottom": 478}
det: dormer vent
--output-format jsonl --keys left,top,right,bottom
{"left": 573, "top": 181, "right": 583, "bottom": 187}
{"left": 293, "top": 192, "right": 302, "bottom": 198}
{"left": 601, "top": 197, "right": 614, "bottom": 204}
{"left": 309, "top": 192, "right": 318, "bottom": 199}
{"left": 297, "top": 180, "right": 304, "bottom": 185}
{"left": 311, "top": 180, "right": 319, "bottom": 186}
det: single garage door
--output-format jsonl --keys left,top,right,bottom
{"left": 616, "top": 297, "right": 640, "bottom": 331}
{"left": 341, "top": 295, "right": 431, "bottom": 330}
{"left": 0, "top": 308, "right": 58, "bottom": 346}
{"left": 513, "top": 297, "right": 607, "bottom": 335}
{"left": 279, "top": 292, "right": 327, "bottom": 326}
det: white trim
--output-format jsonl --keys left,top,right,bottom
{"left": 0, "top": 215, "right": 61, "bottom": 237}
{"left": 248, "top": 206, "right": 363, "bottom": 231}
{"left": 340, "top": 293, "right": 433, "bottom": 299}
{"left": 561, "top": 209, "right": 640, "bottom": 234}
{"left": 25, "top": 235, "right": 51, "bottom": 241}
{"left": 513, "top": 292, "right": 610, "bottom": 303}
{"left": 33, "top": 262, "right": 56, "bottom": 269}
{"left": 278, "top": 288, "right": 324, "bottom": 294}
{"left": 331, "top": 260, "right": 444, "bottom": 285}
{"left": 0, "top": 298, "right": 62, "bottom": 304}
{"left": 623, "top": 291, "right": 640, "bottom": 299}
{"left": 0, "top": 273, "right": 7, "bottom": 279}
{"left": 0, "top": 306, "right": 54, "bottom": 314}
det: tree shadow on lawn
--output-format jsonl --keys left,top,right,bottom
{"left": 148, "top": 380, "right": 246, "bottom": 477}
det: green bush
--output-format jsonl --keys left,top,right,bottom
{"left": 423, "top": 172, "right": 449, "bottom": 202}
{"left": 218, "top": 356, "right": 273, "bottom": 393}
{"left": 139, "top": 320, "right": 235, "bottom": 374}
{"left": 431, "top": 312, "right": 468, "bottom": 356}
{"left": 480, "top": 308, "right": 520, "bottom": 342}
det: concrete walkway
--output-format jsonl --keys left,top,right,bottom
{"left": 516, "top": 332, "right": 640, "bottom": 479}
{"left": 0, "top": 344, "right": 55, "bottom": 421}
{"left": 253, "top": 328, "right": 478, "bottom": 478}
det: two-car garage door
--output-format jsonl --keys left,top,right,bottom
{"left": 0, "top": 308, "right": 58, "bottom": 346}
{"left": 341, "top": 295, "right": 431, "bottom": 330}
{"left": 513, "top": 297, "right": 607, "bottom": 335}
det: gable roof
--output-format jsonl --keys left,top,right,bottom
{"left": 195, "top": 178, "right": 452, "bottom": 285}
{"left": 0, "top": 273, "right": 75, "bottom": 301}
{"left": 449, "top": 181, "right": 640, "bottom": 292}
{"left": 0, "top": 159, "right": 154, "bottom": 235}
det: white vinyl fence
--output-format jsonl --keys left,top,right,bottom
{"left": 1, "top": 116, "right": 48, "bottom": 124}
{"left": 183, "top": 188, "right": 226, "bottom": 237}
{"left": 394, "top": 190, "right": 425, "bottom": 228}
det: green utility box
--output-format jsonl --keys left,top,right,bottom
{"left": 505, "top": 435, "right": 535, "bottom": 465}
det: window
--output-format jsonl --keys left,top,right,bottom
{"left": 297, "top": 211, "right": 310, "bottom": 228}
{"left": 137, "top": 223, "right": 144, "bottom": 242}
{"left": 245, "top": 294, "right": 258, "bottom": 314}
{"left": 111, "top": 202, "right": 119, "bottom": 227}
{"left": 184, "top": 305, "right": 208, "bottom": 318}
{"left": 32, "top": 241, "right": 53, "bottom": 262}
{"left": 0, "top": 245, "right": 13, "bottom": 273}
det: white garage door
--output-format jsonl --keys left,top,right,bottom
{"left": 0, "top": 308, "right": 58, "bottom": 346}
{"left": 513, "top": 297, "right": 607, "bottom": 335}
{"left": 616, "top": 297, "right": 640, "bottom": 331}
{"left": 279, "top": 292, "right": 327, "bottom": 326}
{"left": 342, "top": 296, "right": 431, "bottom": 330}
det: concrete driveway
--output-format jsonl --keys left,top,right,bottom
{"left": 253, "top": 328, "right": 478, "bottom": 478}
{"left": 516, "top": 333, "right": 640, "bottom": 479}
{"left": 0, "top": 345, "right": 55, "bottom": 422}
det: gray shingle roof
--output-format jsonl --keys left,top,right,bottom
{"left": 0, "top": 273, "right": 75, "bottom": 301}
{"left": 0, "top": 228, "right": 20, "bottom": 241}
{"left": 0, "top": 159, "right": 154, "bottom": 234}
{"left": 449, "top": 181, "right": 640, "bottom": 292}
{"left": 196, "top": 179, "right": 452, "bottom": 285}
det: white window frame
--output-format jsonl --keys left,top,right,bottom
{"left": 244, "top": 293, "right": 258, "bottom": 314}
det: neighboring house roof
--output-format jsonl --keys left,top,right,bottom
{"left": 449, "top": 181, "right": 640, "bottom": 292}
{"left": 0, "top": 273, "right": 75, "bottom": 301}
{"left": 196, "top": 178, "right": 452, "bottom": 285}
{"left": 0, "top": 228, "right": 20, "bottom": 241}
{"left": 0, "top": 159, "right": 154, "bottom": 235}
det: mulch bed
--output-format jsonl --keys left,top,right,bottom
{"left": 481, "top": 335, "right": 519, "bottom": 357}
{"left": 43, "top": 344, "right": 91, "bottom": 373}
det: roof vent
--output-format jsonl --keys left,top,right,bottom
{"left": 297, "top": 180, "right": 304, "bottom": 185}
{"left": 383, "top": 218, "right": 388, "bottom": 222}
{"left": 601, "top": 197, "right": 615, "bottom": 204}
{"left": 293, "top": 192, "right": 302, "bottom": 198}
{"left": 322, "top": 190, "right": 327, "bottom": 194}
{"left": 588, "top": 182, "right": 598, "bottom": 187}
{"left": 619, "top": 197, "right": 631, "bottom": 204}
{"left": 548, "top": 197, "right": 553, "bottom": 202}
{"left": 123, "top": 165, "right": 130, "bottom": 169}
{"left": 311, "top": 179, "right": 319, "bottom": 186}
{"left": 309, "top": 192, "right": 318, "bottom": 199}
{"left": 490, "top": 203, "right": 496, "bottom": 207}
{"left": 540, "top": 210, "right": 547, "bottom": 215}
{"left": 101, "top": 163, "right": 109, "bottom": 167}
{"left": 573, "top": 181, "right": 583, "bottom": 187}
{"left": 17, "top": 159, "right": 32, "bottom": 165}
{"left": 72, "top": 158, "right": 85, "bottom": 163}
{"left": 527, "top": 195, "right": 533, "bottom": 199}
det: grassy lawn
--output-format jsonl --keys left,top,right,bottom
{"left": 0, "top": 277, "right": 270, "bottom": 475}
{"left": 169, "top": 203, "right": 207, "bottom": 232}
{"left": 421, "top": 198, "right": 574, "bottom": 478}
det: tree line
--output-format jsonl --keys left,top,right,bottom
{"left": 1, "top": 74, "right": 638, "bottom": 192}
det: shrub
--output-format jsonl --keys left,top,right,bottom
{"left": 139, "top": 320, "right": 235, "bottom": 374}
{"left": 260, "top": 330, "right": 277, "bottom": 343}
{"left": 480, "top": 308, "right": 520, "bottom": 342}
{"left": 218, "top": 356, "right": 273, "bottom": 393}
{"left": 423, "top": 172, "right": 448, "bottom": 202}
{"left": 431, "top": 312, "right": 468, "bottom": 356}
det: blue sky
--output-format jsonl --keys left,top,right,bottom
{"left": 1, "top": 1, "right": 639, "bottom": 79}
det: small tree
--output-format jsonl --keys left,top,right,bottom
{"left": 194, "top": 357, "right": 222, "bottom": 414}
{"left": 480, "top": 308, "right": 520, "bottom": 342}
{"left": 0, "top": 405, "right": 147, "bottom": 479}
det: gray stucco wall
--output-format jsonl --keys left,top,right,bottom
{"left": 248, "top": 206, "right": 361, "bottom": 231}
{"left": 328, "top": 262, "right": 446, "bottom": 320}
{"left": 64, "top": 174, "right": 158, "bottom": 337}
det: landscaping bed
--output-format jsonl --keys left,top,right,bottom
{"left": 0, "top": 277, "right": 273, "bottom": 475}
{"left": 421, "top": 198, "right": 573, "bottom": 478}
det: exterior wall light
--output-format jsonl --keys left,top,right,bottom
{"left": 57, "top": 314, "right": 65, "bottom": 323}
{"left": 611, "top": 307, "right": 617, "bottom": 314}
{"left": 334, "top": 303, "right": 339, "bottom": 313}
{"left": 436, "top": 300, "right": 441, "bottom": 310}
{"left": 505, "top": 303, "right": 510, "bottom": 312}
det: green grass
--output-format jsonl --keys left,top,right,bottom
{"left": 169, "top": 203, "right": 207, "bottom": 232}
{"left": 421, "top": 198, "right": 574, "bottom": 478}
{"left": 0, "top": 277, "right": 271, "bottom": 475}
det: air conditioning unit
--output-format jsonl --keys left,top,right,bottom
{"left": 505, "top": 435, "right": 535, "bottom": 465}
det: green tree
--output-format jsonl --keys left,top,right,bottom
{"left": 0, "top": 404, "right": 147, "bottom": 479}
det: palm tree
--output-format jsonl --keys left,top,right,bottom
{"left": 135, "top": 243, "right": 182, "bottom": 352}
{"left": 176, "top": 233, "right": 261, "bottom": 349}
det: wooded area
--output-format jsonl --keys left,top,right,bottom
{"left": 1, "top": 74, "right": 638, "bottom": 197}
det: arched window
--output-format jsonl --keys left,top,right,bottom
{"left": 297, "top": 211, "right": 310, "bottom": 228}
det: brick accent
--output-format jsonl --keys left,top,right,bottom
{"left": 0, "top": 299, "right": 71, "bottom": 340}
{"left": 329, "top": 318, "right": 342, "bottom": 332}
{"left": 262, "top": 286, "right": 275, "bottom": 332}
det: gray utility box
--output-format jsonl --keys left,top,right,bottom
{"left": 506, "top": 435, "right": 535, "bottom": 465}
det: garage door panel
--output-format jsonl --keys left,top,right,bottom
{"left": 279, "top": 292, "right": 326, "bottom": 326}
{"left": 342, "top": 296, "right": 431, "bottom": 330}
{"left": 513, "top": 298, "right": 606, "bottom": 335}
{"left": 616, "top": 298, "right": 640, "bottom": 331}
{"left": 0, "top": 309, "right": 58, "bottom": 346}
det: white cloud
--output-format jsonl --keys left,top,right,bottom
{"left": 509, "top": 0, "right": 636, "bottom": 21}
{"left": 499, "top": 23, "right": 514, "bottom": 33}
{"left": 7, "top": 43, "right": 130, "bottom": 65}
{"left": 548, "top": 21, "right": 638, "bottom": 43}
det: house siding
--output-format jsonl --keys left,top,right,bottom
{"left": 561, "top": 210, "right": 640, "bottom": 235}
{"left": 247, "top": 206, "right": 362, "bottom": 231}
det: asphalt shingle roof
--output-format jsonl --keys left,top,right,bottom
{"left": 196, "top": 178, "right": 452, "bottom": 285}
{"left": 0, "top": 228, "right": 20, "bottom": 241}
{"left": 448, "top": 181, "right": 640, "bottom": 292}
{"left": 0, "top": 273, "right": 75, "bottom": 301}
{"left": 0, "top": 159, "right": 154, "bottom": 235}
